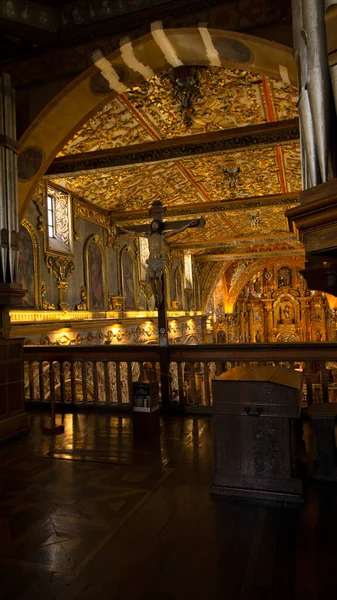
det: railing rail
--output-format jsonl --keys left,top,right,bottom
{"left": 23, "top": 343, "right": 337, "bottom": 409}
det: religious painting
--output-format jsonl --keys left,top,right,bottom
{"left": 278, "top": 266, "right": 292, "bottom": 288}
{"left": 18, "top": 221, "right": 39, "bottom": 308}
{"left": 121, "top": 248, "right": 136, "bottom": 310}
{"left": 85, "top": 235, "right": 106, "bottom": 310}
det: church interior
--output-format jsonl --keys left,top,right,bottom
{"left": 1, "top": 0, "right": 337, "bottom": 598}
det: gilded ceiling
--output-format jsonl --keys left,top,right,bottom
{"left": 52, "top": 142, "right": 301, "bottom": 212}
{"left": 59, "top": 68, "right": 298, "bottom": 156}
{"left": 52, "top": 66, "right": 301, "bottom": 255}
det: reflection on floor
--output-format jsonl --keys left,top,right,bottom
{"left": 0, "top": 412, "right": 337, "bottom": 599}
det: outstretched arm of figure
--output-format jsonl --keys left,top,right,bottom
{"left": 163, "top": 217, "right": 205, "bottom": 239}
{"left": 115, "top": 225, "right": 151, "bottom": 238}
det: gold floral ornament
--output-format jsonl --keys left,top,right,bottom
{"left": 41, "top": 282, "right": 55, "bottom": 310}
{"left": 31, "top": 180, "right": 46, "bottom": 232}
{"left": 140, "top": 280, "right": 153, "bottom": 309}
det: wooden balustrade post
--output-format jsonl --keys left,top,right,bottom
{"left": 305, "top": 364, "right": 313, "bottom": 407}
{"left": 320, "top": 362, "right": 330, "bottom": 403}
{"left": 39, "top": 361, "right": 45, "bottom": 402}
{"left": 42, "top": 361, "right": 64, "bottom": 435}
{"left": 177, "top": 362, "right": 184, "bottom": 405}
{"left": 203, "top": 362, "right": 211, "bottom": 406}
{"left": 93, "top": 360, "right": 99, "bottom": 403}
{"left": 70, "top": 361, "right": 76, "bottom": 403}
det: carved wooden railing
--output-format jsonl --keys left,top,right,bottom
{"left": 23, "top": 343, "right": 337, "bottom": 409}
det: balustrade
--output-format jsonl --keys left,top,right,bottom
{"left": 23, "top": 343, "right": 337, "bottom": 409}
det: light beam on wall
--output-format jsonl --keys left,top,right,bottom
{"left": 151, "top": 21, "right": 183, "bottom": 68}
{"left": 92, "top": 49, "right": 128, "bottom": 93}
{"left": 198, "top": 25, "right": 221, "bottom": 67}
{"left": 120, "top": 37, "right": 155, "bottom": 80}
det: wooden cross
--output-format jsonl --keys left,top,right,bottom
{"left": 117, "top": 200, "right": 205, "bottom": 407}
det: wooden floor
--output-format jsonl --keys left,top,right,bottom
{"left": 0, "top": 412, "right": 337, "bottom": 599}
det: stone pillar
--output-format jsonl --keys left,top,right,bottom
{"left": 0, "top": 73, "right": 28, "bottom": 442}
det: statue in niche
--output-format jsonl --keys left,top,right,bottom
{"left": 253, "top": 277, "right": 261, "bottom": 294}
{"left": 76, "top": 286, "right": 87, "bottom": 311}
{"left": 283, "top": 304, "right": 291, "bottom": 320}
{"left": 255, "top": 330, "right": 262, "bottom": 343}
{"left": 280, "top": 302, "right": 294, "bottom": 323}
{"left": 315, "top": 329, "right": 322, "bottom": 341}
{"left": 278, "top": 267, "right": 292, "bottom": 288}
{"left": 217, "top": 330, "right": 226, "bottom": 344}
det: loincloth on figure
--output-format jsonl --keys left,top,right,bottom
{"left": 146, "top": 257, "right": 165, "bottom": 273}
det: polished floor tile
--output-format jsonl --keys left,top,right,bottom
{"left": 0, "top": 412, "right": 337, "bottom": 599}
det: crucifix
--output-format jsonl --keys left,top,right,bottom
{"left": 117, "top": 200, "right": 205, "bottom": 408}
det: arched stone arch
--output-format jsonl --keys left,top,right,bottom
{"left": 201, "top": 260, "right": 233, "bottom": 312}
{"left": 18, "top": 28, "right": 296, "bottom": 218}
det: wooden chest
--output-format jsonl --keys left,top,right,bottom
{"left": 211, "top": 365, "right": 303, "bottom": 503}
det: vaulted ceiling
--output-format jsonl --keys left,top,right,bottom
{"left": 48, "top": 66, "right": 303, "bottom": 258}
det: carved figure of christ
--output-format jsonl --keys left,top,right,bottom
{"left": 117, "top": 201, "right": 206, "bottom": 310}
{"left": 116, "top": 201, "right": 205, "bottom": 407}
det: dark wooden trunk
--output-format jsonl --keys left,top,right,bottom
{"left": 211, "top": 365, "right": 303, "bottom": 503}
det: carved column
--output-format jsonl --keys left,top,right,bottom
{"left": 247, "top": 302, "right": 254, "bottom": 343}
{"left": 46, "top": 255, "right": 74, "bottom": 311}
{"left": 330, "top": 309, "right": 337, "bottom": 341}
{"left": 298, "top": 299, "right": 305, "bottom": 340}
{"left": 264, "top": 302, "right": 274, "bottom": 342}
{"left": 0, "top": 74, "right": 28, "bottom": 442}
{"left": 239, "top": 305, "right": 245, "bottom": 343}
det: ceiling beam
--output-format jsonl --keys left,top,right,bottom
{"left": 197, "top": 248, "right": 305, "bottom": 261}
{"left": 110, "top": 192, "right": 300, "bottom": 223}
{"left": 47, "top": 118, "right": 299, "bottom": 176}
{"left": 170, "top": 233, "right": 296, "bottom": 249}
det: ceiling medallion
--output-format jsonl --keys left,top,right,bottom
{"left": 248, "top": 212, "right": 260, "bottom": 228}
{"left": 223, "top": 164, "right": 241, "bottom": 198}
{"left": 169, "top": 66, "right": 201, "bottom": 127}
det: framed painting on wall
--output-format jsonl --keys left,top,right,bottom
{"left": 84, "top": 235, "right": 106, "bottom": 310}
{"left": 121, "top": 247, "right": 136, "bottom": 310}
